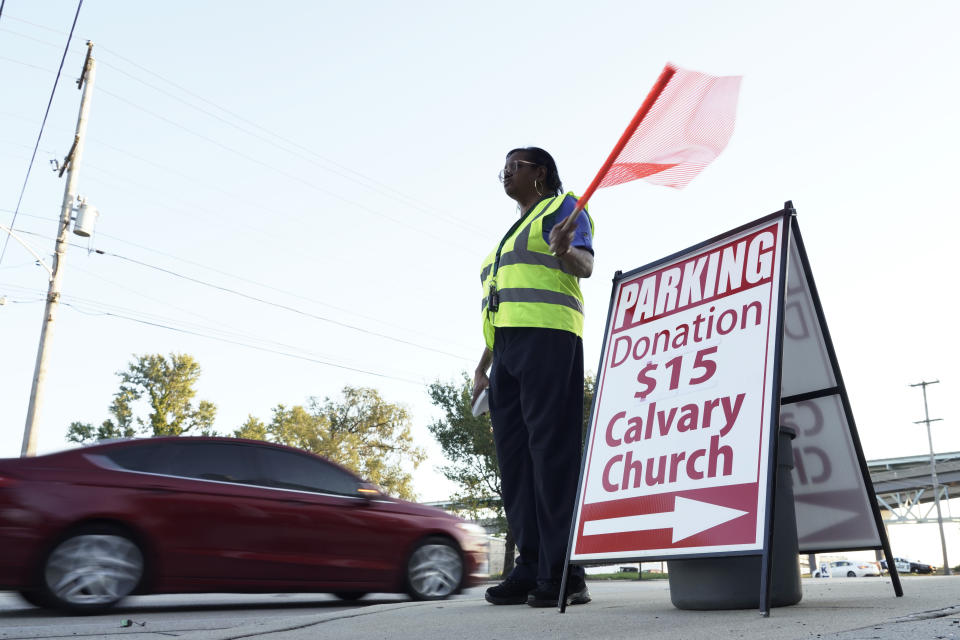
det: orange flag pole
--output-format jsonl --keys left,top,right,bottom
{"left": 571, "top": 64, "right": 676, "bottom": 217}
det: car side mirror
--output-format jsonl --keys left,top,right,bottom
{"left": 356, "top": 482, "right": 381, "bottom": 502}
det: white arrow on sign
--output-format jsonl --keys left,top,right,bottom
{"left": 582, "top": 497, "right": 749, "bottom": 543}
{"left": 794, "top": 502, "right": 861, "bottom": 541}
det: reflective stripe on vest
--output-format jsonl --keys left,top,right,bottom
{"left": 481, "top": 288, "right": 583, "bottom": 314}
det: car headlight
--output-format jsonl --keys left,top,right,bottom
{"left": 456, "top": 522, "right": 487, "bottom": 536}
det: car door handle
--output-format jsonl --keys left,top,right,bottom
{"left": 142, "top": 483, "right": 175, "bottom": 492}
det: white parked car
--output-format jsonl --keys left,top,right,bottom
{"left": 813, "top": 560, "right": 880, "bottom": 578}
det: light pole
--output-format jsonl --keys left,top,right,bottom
{"left": 910, "top": 379, "right": 949, "bottom": 575}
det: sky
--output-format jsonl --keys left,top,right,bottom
{"left": 1, "top": 1, "right": 958, "bottom": 559}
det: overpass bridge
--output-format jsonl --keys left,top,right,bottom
{"left": 869, "top": 451, "right": 960, "bottom": 525}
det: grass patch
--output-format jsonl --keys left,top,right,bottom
{"left": 587, "top": 571, "right": 669, "bottom": 581}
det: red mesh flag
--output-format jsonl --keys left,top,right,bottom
{"left": 573, "top": 64, "right": 741, "bottom": 215}
{"left": 599, "top": 64, "right": 741, "bottom": 190}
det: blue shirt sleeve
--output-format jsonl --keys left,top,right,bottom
{"left": 542, "top": 194, "right": 594, "bottom": 254}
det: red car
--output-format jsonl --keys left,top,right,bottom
{"left": 0, "top": 437, "right": 488, "bottom": 613}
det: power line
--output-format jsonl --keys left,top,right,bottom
{"left": 62, "top": 263, "right": 422, "bottom": 378}
{"left": 0, "top": 18, "right": 478, "bottom": 366}
{"left": 0, "top": 209, "right": 56, "bottom": 223}
{"left": 0, "top": 52, "right": 60, "bottom": 73}
{"left": 3, "top": 12, "right": 82, "bottom": 36}
{"left": 93, "top": 87, "right": 476, "bottom": 249}
{"left": 0, "top": 36, "right": 482, "bottom": 261}
{"left": 89, "top": 228, "right": 439, "bottom": 340}
{"left": 0, "top": 0, "right": 83, "bottom": 265}
{"left": 90, "top": 55, "right": 486, "bottom": 235}
{"left": 83, "top": 35, "right": 481, "bottom": 231}
{"left": 0, "top": 25, "right": 83, "bottom": 52}
{"left": 0, "top": 23, "right": 487, "bottom": 252}
{"left": 61, "top": 302, "right": 426, "bottom": 385}
{"left": 8, "top": 226, "right": 473, "bottom": 363}
{"left": 68, "top": 260, "right": 245, "bottom": 330}
{"left": 73, "top": 143, "right": 485, "bottom": 273}
{"left": 104, "top": 251, "right": 473, "bottom": 362}
{"left": 0, "top": 279, "right": 45, "bottom": 303}
{"left": 2, "top": 297, "right": 44, "bottom": 304}
{"left": 0, "top": 26, "right": 482, "bottom": 236}
{"left": 4, "top": 278, "right": 438, "bottom": 385}
{"left": 2, "top": 205, "right": 459, "bottom": 348}
{"left": 69, "top": 163, "right": 481, "bottom": 311}
{"left": 0, "top": 260, "right": 41, "bottom": 270}
{"left": 61, "top": 289, "right": 384, "bottom": 371}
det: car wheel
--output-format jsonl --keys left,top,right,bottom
{"left": 846, "top": 571, "right": 856, "bottom": 577}
{"left": 405, "top": 536, "right": 463, "bottom": 601}
{"left": 41, "top": 526, "right": 144, "bottom": 613}
{"left": 333, "top": 592, "right": 367, "bottom": 601}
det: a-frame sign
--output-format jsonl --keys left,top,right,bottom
{"left": 561, "top": 203, "right": 902, "bottom": 614}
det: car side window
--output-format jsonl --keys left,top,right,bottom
{"left": 165, "top": 442, "right": 262, "bottom": 485}
{"left": 252, "top": 447, "right": 361, "bottom": 496}
{"left": 104, "top": 442, "right": 175, "bottom": 474}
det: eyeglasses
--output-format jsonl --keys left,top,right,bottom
{"left": 498, "top": 160, "right": 539, "bottom": 183}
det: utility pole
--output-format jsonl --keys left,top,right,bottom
{"left": 910, "top": 379, "right": 949, "bottom": 575}
{"left": 21, "top": 42, "right": 96, "bottom": 457}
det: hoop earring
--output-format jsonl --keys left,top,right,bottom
{"left": 534, "top": 179, "right": 543, "bottom": 196}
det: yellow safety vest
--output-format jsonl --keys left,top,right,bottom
{"left": 480, "top": 193, "right": 594, "bottom": 350}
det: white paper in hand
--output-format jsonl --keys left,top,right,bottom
{"left": 471, "top": 389, "right": 489, "bottom": 417}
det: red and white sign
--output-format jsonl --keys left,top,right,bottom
{"left": 571, "top": 216, "right": 786, "bottom": 561}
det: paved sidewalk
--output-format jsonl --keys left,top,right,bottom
{"left": 181, "top": 576, "right": 960, "bottom": 640}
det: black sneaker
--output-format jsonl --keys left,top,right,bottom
{"left": 526, "top": 580, "right": 591, "bottom": 608}
{"left": 485, "top": 576, "right": 537, "bottom": 605}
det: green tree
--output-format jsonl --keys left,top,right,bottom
{"left": 427, "top": 372, "right": 596, "bottom": 578}
{"left": 67, "top": 353, "right": 217, "bottom": 443}
{"left": 426, "top": 374, "right": 511, "bottom": 572}
{"left": 65, "top": 418, "right": 135, "bottom": 444}
{"left": 234, "top": 415, "right": 269, "bottom": 441}
{"left": 235, "top": 386, "right": 425, "bottom": 501}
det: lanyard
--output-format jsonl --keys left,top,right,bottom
{"left": 488, "top": 196, "right": 555, "bottom": 311}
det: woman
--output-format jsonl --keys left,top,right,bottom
{"left": 474, "top": 147, "right": 594, "bottom": 607}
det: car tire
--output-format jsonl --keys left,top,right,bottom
{"left": 333, "top": 592, "right": 367, "bottom": 601}
{"left": 846, "top": 571, "right": 856, "bottom": 577}
{"left": 404, "top": 536, "right": 463, "bottom": 601}
{"left": 40, "top": 525, "right": 144, "bottom": 614}
{"left": 17, "top": 589, "right": 52, "bottom": 608}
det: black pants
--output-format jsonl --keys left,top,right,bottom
{"left": 490, "top": 326, "right": 586, "bottom": 584}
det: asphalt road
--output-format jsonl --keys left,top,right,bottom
{"left": 2, "top": 577, "right": 959, "bottom": 639}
